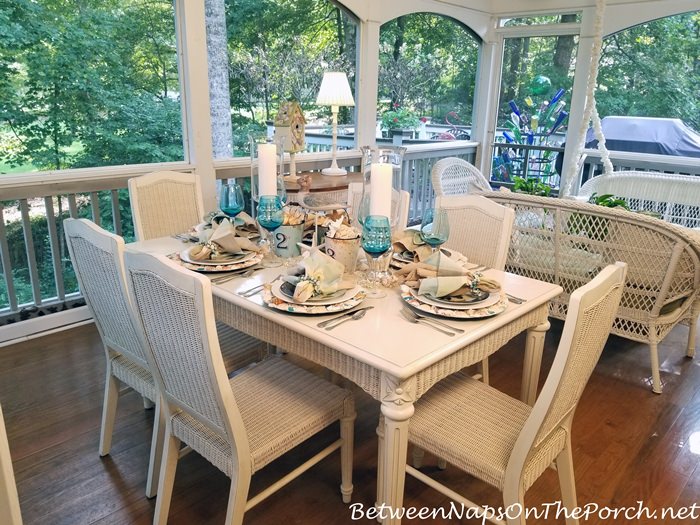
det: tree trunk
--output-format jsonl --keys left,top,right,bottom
{"left": 502, "top": 37, "right": 525, "bottom": 105}
{"left": 391, "top": 16, "right": 406, "bottom": 107}
{"left": 553, "top": 14, "right": 578, "bottom": 79}
{"left": 205, "top": 0, "right": 233, "bottom": 158}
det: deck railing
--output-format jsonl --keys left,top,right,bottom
{"left": 0, "top": 141, "right": 477, "bottom": 341}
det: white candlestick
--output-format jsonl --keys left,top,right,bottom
{"left": 258, "top": 143, "right": 277, "bottom": 196}
{"left": 370, "top": 163, "right": 392, "bottom": 218}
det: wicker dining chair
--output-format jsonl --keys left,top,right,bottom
{"left": 128, "top": 171, "right": 205, "bottom": 241}
{"left": 1, "top": 404, "right": 22, "bottom": 525}
{"left": 400, "top": 262, "right": 627, "bottom": 525}
{"left": 436, "top": 194, "right": 515, "bottom": 273}
{"left": 123, "top": 251, "right": 355, "bottom": 525}
{"left": 64, "top": 218, "right": 267, "bottom": 498}
{"left": 346, "top": 182, "right": 410, "bottom": 230}
{"left": 431, "top": 157, "right": 492, "bottom": 197}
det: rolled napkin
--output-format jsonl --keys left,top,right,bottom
{"left": 418, "top": 269, "right": 501, "bottom": 299}
{"left": 394, "top": 251, "right": 469, "bottom": 283}
{"left": 284, "top": 250, "right": 354, "bottom": 302}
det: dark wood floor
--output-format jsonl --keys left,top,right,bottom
{"left": 2, "top": 318, "right": 700, "bottom": 524}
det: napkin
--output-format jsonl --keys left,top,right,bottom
{"left": 284, "top": 250, "right": 354, "bottom": 302}
{"left": 188, "top": 218, "right": 261, "bottom": 261}
{"left": 394, "top": 251, "right": 469, "bottom": 282}
{"left": 392, "top": 229, "right": 434, "bottom": 262}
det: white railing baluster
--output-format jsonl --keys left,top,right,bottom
{"left": 111, "top": 190, "right": 122, "bottom": 235}
{"left": 90, "top": 191, "right": 101, "bottom": 226}
{"left": 68, "top": 194, "right": 78, "bottom": 218}
{"left": 44, "top": 196, "right": 66, "bottom": 302}
{"left": 0, "top": 206, "right": 18, "bottom": 312}
{"left": 19, "top": 199, "right": 42, "bottom": 306}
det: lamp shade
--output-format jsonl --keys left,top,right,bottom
{"left": 316, "top": 72, "right": 355, "bottom": 107}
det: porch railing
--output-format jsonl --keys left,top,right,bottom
{"left": 0, "top": 141, "right": 477, "bottom": 341}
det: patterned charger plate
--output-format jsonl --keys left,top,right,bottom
{"left": 400, "top": 285, "right": 508, "bottom": 319}
{"left": 409, "top": 288, "right": 501, "bottom": 310}
{"left": 179, "top": 248, "right": 257, "bottom": 266}
{"left": 168, "top": 251, "right": 263, "bottom": 273}
{"left": 273, "top": 281, "right": 359, "bottom": 305}
{"left": 262, "top": 287, "right": 366, "bottom": 315}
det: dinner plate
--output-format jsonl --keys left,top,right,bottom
{"left": 271, "top": 281, "right": 361, "bottom": 306}
{"left": 168, "top": 251, "right": 263, "bottom": 273}
{"left": 409, "top": 288, "right": 501, "bottom": 311}
{"left": 401, "top": 285, "right": 508, "bottom": 319}
{"left": 278, "top": 281, "right": 346, "bottom": 303}
{"left": 179, "top": 248, "right": 256, "bottom": 266}
{"left": 262, "top": 287, "right": 366, "bottom": 315}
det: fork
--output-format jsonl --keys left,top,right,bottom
{"left": 403, "top": 307, "right": 464, "bottom": 334}
{"left": 400, "top": 309, "right": 455, "bottom": 336}
{"left": 211, "top": 266, "right": 260, "bottom": 284}
{"left": 238, "top": 274, "right": 283, "bottom": 297}
{"left": 505, "top": 293, "right": 526, "bottom": 304}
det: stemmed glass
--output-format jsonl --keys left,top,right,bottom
{"left": 420, "top": 208, "right": 450, "bottom": 255}
{"left": 257, "top": 195, "right": 284, "bottom": 267}
{"left": 360, "top": 215, "right": 392, "bottom": 297}
{"left": 219, "top": 182, "right": 245, "bottom": 222}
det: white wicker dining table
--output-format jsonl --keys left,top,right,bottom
{"left": 128, "top": 236, "right": 563, "bottom": 525}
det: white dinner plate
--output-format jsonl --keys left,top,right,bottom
{"left": 179, "top": 248, "right": 256, "bottom": 266}
{"left": 262, "top": 288, "right": 366, "bottom": 315}
{"left": 169, "top": 251, "right": 263, "bottom": 273}
{"left": 410, "top": 288, "right": 500, "bottom": 310}
{"left": 401, "top": 286, "right": 508, "bottom": 319}
{"left": 271, "top": 281, "right": 362, "bottom": 306}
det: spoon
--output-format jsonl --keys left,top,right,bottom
{"left": 325, "top": 309, "right": 369, "bottom": 331}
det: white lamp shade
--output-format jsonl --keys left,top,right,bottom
{"left": 316, "top": 72, "right": 355, "bottom": 107}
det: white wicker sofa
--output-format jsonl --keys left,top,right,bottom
{"left": 578, "top": 171, "right": 700, "bottom": 229}
{"left": 483, "top": 191, "right": 700, "bottom": 393}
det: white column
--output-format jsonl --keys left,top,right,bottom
{"left": 471, "top": 25, "right": 502, "bottom": 175}
{"left": 355, "top": 19, "right": 381, "bottom": 148}
{"left": 175, "top": 0, "right": 218, "bottom": 213}
{"left": 559, "top": 9, "right": 596, "bottom": 197}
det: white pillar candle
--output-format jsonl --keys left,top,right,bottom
{"left": 370, "top": 163, "right": 392, "bottom": 218}
{"left": 258, "top": 143, "right": 278, "bottom": 196}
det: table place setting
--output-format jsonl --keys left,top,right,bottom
{"left": 261, "top": 250, "right": 367, "bottom": 315}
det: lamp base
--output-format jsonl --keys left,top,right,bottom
{"left": 321, "top": 166, "right": 348, "bottom": 176}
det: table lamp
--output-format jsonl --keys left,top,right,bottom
{"left": 316, "top": 72, "right": 355, "bottom": 176}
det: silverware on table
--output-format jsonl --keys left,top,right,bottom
{"left": 325, "top": 308, "right": 369, "bottom": 330}
{"left": 237, "top": 274, "right": 283, "bottom": 297}
{"left": 211, "top": 266, "right": 261, "bottom": 284}
{"left": 317, "top": 306, "right": 374, "bottom": 328}
{"left": 402, "top": 307, "right": 464, "bottom": 333}
{"left": 400, "top": 309, "right": 455, "bottom": 336}
{"left": 505, "top": 293, "right": 526, "bottom": 304}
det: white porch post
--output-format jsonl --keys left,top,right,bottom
{"left": 559, "top": 8, "right": 595, "bottom": 197}
{"left": 355, "top": 19, "right": 381, "bottom": 148}
{"left": 471, "top": 24, "right": 502, "bottom": 176}
{"left": 175, "top": 0, "right": 218, "bottom": 213}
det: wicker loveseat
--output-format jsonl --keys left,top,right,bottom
{"left": 483, "top": 191, "right": 700, "bottom": 393}
{"left": 578, "top": 171, "right": 700, "bottom": 229}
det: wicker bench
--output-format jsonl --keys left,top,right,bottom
{"left": 578, "top": 171, "right": 700, "bottom": 229}
{"left": 483, "top": 191, "right": 700, "bottom": 393}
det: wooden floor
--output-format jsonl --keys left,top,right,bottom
{"left": 2, "top": 319, "right": 700, "bottom": 525}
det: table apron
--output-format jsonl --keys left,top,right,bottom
{"left": 214, "top": 296, "right": 549, "bottom": 402}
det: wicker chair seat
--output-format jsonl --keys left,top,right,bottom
{"left": 171, "top": 357, "right": 353, "bottom": 477}
{"left": 409, "top": 373, "right": 566, "bottom": 491}
{"left": 111, "top": 355, "right": 156, "bottom": 401}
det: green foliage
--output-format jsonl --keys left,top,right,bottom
{"left": 513, "top": 176, "right": 552, "bottom": 196}
{"left": 380, "top": 105, "right": 420, "bottom": 131}
{"left": 588, "top": 192, "right": 629, "bottom": 210}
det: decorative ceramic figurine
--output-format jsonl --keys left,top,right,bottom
{"left": 275, "top": 101, "right": 306, "bottom": 176}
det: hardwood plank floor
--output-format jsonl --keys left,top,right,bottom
{"left": 1, "top": 318, "right": 699, "bottom": 524}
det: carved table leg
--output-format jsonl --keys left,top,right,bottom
{"left": 377, "top": 374, "right": 415, "bottom": 525}
{"left": 522, "top": 320, "right": 550, "bottom": 406}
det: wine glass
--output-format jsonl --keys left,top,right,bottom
{"left": 420, "top": 208, "right": 450, "bottom": 255}
{"left": 219, "top": 182, "right": 245, "bottom": 221}
{"left": 257, "top": 195, "right": 284, "bottom": 267}
{"left": 360, "top": 215, "right": 392, "bottom": 297}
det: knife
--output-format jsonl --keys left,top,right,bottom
{"left": 316, "top": 306, "right": 374, "bottom": 328}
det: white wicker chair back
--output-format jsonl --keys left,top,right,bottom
{"left": 435, "top": 194, "right": 515, "bottom": 271}
{"left": 128, "top": 171, "right": 205, "bottom": 241}
{"left": 431, "top": 157, "right": 492, "bottom": 196}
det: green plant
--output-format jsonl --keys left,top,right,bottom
{"left": 588, "top": 192, "right": 629, "bottom": 209}
{"left": 380, "top": 104, "right": 420, "bottom": 131}
{"left": 513, "top": 176, "right": 552, "bottom": 196}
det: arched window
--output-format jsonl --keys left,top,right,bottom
{"left": 225, "top": 0, "right": 358, "bottom": 156}
{"left": 377, "top": 13, "right": 480, "bottom": 140}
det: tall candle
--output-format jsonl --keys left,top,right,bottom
{"left": 258, "top": 143, "right": 277, "bottom": 196}
{"left": 370, "top": 163, "right": 392, "bottom": 218}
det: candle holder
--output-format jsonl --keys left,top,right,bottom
{"left": 249, "top": 136, "right": 287, "bottom": 221}
{"left": 357, "top": 146, "right": 406, "bottom": 228}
